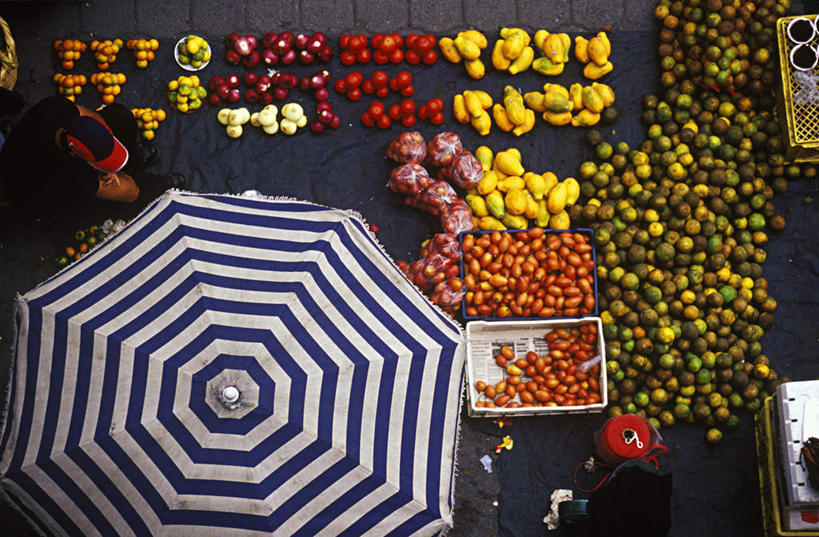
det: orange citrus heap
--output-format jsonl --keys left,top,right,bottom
{"left": 89, "top": 39, "right": 124, "bottom": 70}
{"left": 90, "top": 72, "right": 127, "bottom": 104}
{"left": 53, "top": 39, "right": 88, "bottom": 70}
{"left": 125, "top": 38, "right": 160, "bottom": 69}
{"left": 131, "top": 107, "right": 166, "bottom": 141}
{"left": 52, "top": 73, "right": 88, "bottom": 101}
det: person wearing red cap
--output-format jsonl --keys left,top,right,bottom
{"left": 0, "top": 95, "right": 175, "bottom": 212}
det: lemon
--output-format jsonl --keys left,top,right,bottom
{"left": 167, "top": 80, "right": 178, "bottom": 91}
{"left": 189, "top": 75, "right": 199, "bottom": 86}
{"left": 142, "top": 130, "right": 155, "bottom": 141}
{"left": 203, "top": 50, "right": 211, "bottom": 62}
{"left": 178, "top": 76, "right": 190, "bottom": 87}
{"left": 176, "top": 102, "right": 189, "bottom": 113}
{"left": 178, "top": 84, "right": 191, "bottom": 96}
{"left": 191, "top": 60, "right": 202, "bottom": 68}
{"left": 186, "top": 39, "right": 200, "bottom": 55}
{"left": 196, "top": 86, "right": 206, "bottom": 99}
{"left": 192, "top": 49, "right": 204, "bottom": 62}
{"left": 178, "top": 54, "right": 190, "bottom": 64}
{"left": 189, "top": 99, "right": 201, "bottom": 110}
{"left": 176, "top": 94, "right": 187, "bottom": 104}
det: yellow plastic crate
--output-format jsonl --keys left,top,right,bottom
{"left": 755, "top": 397, "right": 819, "bottom": 537}
{"left": 776, "top": 15, "right": 819, "bottom": 162}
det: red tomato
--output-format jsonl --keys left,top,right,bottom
{"left": 400, "top": 99, "right": 415, "bottom": 117}
{"left": 388, "top": 77, "right": 400, "bottom": 91}
{"left": 388, "top": 104, "right": 401, "bottom": 120}
{"left": 389, "top": 48, "right": 404, "bottom": 64}
{"left": 405, "top": 49, "right": 421, "bottom": 64}
{"left": 333, "top": 79, "right": 347, "bottom": 93}
{"left": 348, "top": 35, "right": 363, "bottom": 51}
{"left": 417, "top": 104, "right": 429, "bottom": 119}
{"left": 356, "top": 49, "right": 371, "bottom": 63}
{"left": 361, "top": 79, "right": 375, "bottom": 94}
{"left": 345, "top": 72, "right": 363, "bottom": 87}
{"left": 422, "top": 49, "right": 438, "bottom": 65}
{"left": 426, "top": 98, "right": 443, "bottom": 113}
{"left": 375, "top": 86, "right": 389, "bottom": 98}
{"left": 416, "top": 35, "right": 435, "bottom": 51}
{"left": 376, "top": 114, "right": 391, "bottom": 129}
{"left": 339, "top": 35, "right": 351, "bottom": 49}
{"left": 347, "top": 87, "right": 362, "bottom": 101}
{"left": 400, "top": 84, "right": 414, "bottom": 97}
{"left": 380, "top": 35, "right": 398, "bottom": 53}
{"left": 371, "top": 34, "right": 384, "bottom": 50}
{"left": 405, "top": 33, "right": 419, "bottom": 49}
{"left": 368, "top": 101, "right": 385, "bottom": 118}
{"left": 360, "top": 111, "right": 374, "bottom": 127}
{"left": 372, "top": 70, "right": 388, "bottom": 88}
{"left": 340, "top": 51, "right": 356, "bottom": 65}
{"left": 391, "top": 33, "right": 403, "bottom": 47}
{"left": 394, "top": 71, "right": 412, "bottom": 88}
{"left": 401, "top": 114, "right": 416, "bottom": 127}
{"left": 373, "top": 49, "right": 389, "bottom": 65}
{"left": 430, "top": 111, "right": 444, "bottom": 125}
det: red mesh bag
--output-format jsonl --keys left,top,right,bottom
{"left": 426, "top": 131, "right": 463, "bottom": 167}
{"left": 440, "top": 199, "right": 474, "bottom": 234}
{"left": 386, "top": 131, "right": 427, "bottom": 164}
{"left": 447, "top": 151, "right": 484, "bottom": 189}
{"left": 388, "top": 163, "right": 432, "bottom": 196}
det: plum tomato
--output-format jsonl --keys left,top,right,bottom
{"left": 368, "top": 101, "right": 385, "bottom": 118}
{"left": 400, "top": 84, "right": 414, "bottom": 97}
{"left": 422, "top": 49, "right": 438, "bottom": 65}
{"left": 426, "top": 98, "right": 444, "bottom": 113}
{"left": 344, "top": 72, "right": 363, "bottom": 88}
{"left": 376, "top": 114, "right": 392, "bottom": 129}
{"left": 405, "top": 49, "right": 421, "bottom": 64}
{"left": 416, "top": 35, "right": 435, "bottom": 51}
{"left": 379, "top": 34, "right": 398, "bottom": 53}
{"left": 394, "top": 71, "right": 412, "bottom": 88}
{"left": 389, "top": 77, "right": 400, "bottom": 91}
{"left": 388, "top": 103, "right": 402, "bottom": 120}
{"left": 333, "top": 79, "right": 347, "bottom": 93}
{"left": 401, "top": 114, "right": 416, "bottom": 127}
{"left": 389, "top": 48, "right": 404, "bottom": 63}
{"left": 391, "top": 33, "right": 403, "bottom": 47}
{"left": 356, "top": 48, "right": 371, "bottom": 63}
{"left": 373, "top": 49, "right": 389, "bottom": 65}
{"left": 371, "top": 33, "right": 384, "bottom": 50}
{"left": 348, "top": 35, "right": 364, "bottom": 51}
{"left": 339, "top": 34, "right": 351, "bottom": 49}
{"left": 360, "top": 111, "right": 374, "bottom": 127}
{"left": 340, "top": 51, "right": 356, "bottom": 65}
{"left": 375, "top": 86, "right": 390, "bottom": 98}
{"left": 347, "top": 86, "right": 362, "bottom": 101}
{"left": 361, "top": 79, "right": 375, "bottom": 94}
{"left": 399, "top": 99, "right": 415, "bottom": 117}
{"left": 406, "top": 33, "right": 419, "bottom": 49}
{"left": 417, "top": 104, "right": 429, "bottom": 119}
{"left": 430, "top": 111, "right": 445, "bottom": 125}
{"left": 372, "top": 70, "right": 389, "bottom": 88}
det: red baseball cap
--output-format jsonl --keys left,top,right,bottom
{"left": 64, "top": 115, "right": 129, "bottom": 173}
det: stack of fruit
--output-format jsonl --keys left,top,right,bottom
{"left": 525, "top": 82, "right": 617, "bottom": 127}
{"left": 53, "top": 39, "right": 87, "bottom": 70}
{"left": 453, "top": 89, "right": 493, "bottom": 135}
{"left": 531, "top": 30, "right": 570, "bottom": 75}
{"left": 52, "top": 73, "right": 87, "bottom": 102}
{"left": 55, "top": 226, "right": 109, "bottom": 267}
{"left": 167, "top": 75, "right": 206, "bottom": 113}
{"left": 338, "top": 34, "right": 371, "bottom": 65}
{"left": 574, "top": 32, "right": 614, "bottom": 79}
{"left": 131, "top": 107, "right": 166, "bottom": 141}
{"left": 438, "top": 30, "right": 489, "bottom": 79}
{"left": 249, "top": 104, "right": 280, "bottom": 135}
{"left": 89, "top": 72, "right": 126, "bottom": 105}
{"left": 466, "top": 145, "right": 579, "bottom": 231}
{"left": 177, "top": 35, "right": 211, "bottom": 69}
{"left": 125, "top": 38, "right": 159, "bottom": 68}
{"left": 217, "top": 107, "right": 251, "bottom": 138}
{"left": 89, "top": 39, "right": 123, "bottom": 70}
{"left": 405, "top": 33, "right": 438, "bottom": 65}
{"left": 492, "top": 28, "right": 535, "bottom": 75}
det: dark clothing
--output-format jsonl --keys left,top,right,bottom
{"left": 0, "top": 96, "right": 142, "bottom": 211}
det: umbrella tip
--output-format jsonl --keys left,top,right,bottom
{"left": 221, "top": 385, "right": 240, "bottom": 405}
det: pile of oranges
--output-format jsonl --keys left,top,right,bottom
{"left": 89, "top": 72, "right": 126, "bottom": 105}
{"left": 125, "top": 38, "right": 159, "bottom": 68}
{"left": 89, "top": 39, "right": 124, "bottom": 70}
{"left": 53, "top": 39, "right": 87, "bottom": 70}
{"left": 52, "top": 73, "right": 87, "bottom": 102}
{"left": 131, "top": 107, "right": 166, "bottom": 141}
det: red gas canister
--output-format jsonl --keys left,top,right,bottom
{"left": 594, "top": 414, "right": 652, "bottom": 466}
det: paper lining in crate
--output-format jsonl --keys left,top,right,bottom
{"left": 773, "top": 380, "right": 819, "bottom": 510}
{"left": 465, "top": 317, "right": 607, "bottom": 417}
{"left": 755, "top": 397, "right": 819, "bottom": 536}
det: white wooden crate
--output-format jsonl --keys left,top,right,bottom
{"left": 774, "top": 379, "right": 819, "bottom": 510}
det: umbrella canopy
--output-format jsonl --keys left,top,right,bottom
{"left": 0, "top": 192, "right": 465, "bottom": 537}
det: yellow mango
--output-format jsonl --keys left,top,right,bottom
{"left": 438, "top": 37, "right": 462, "bottom": 63}
{"left": 544, "top": 83, "right": 569, "bottom": 99}
{"left": 588, "top": 35, "right": 609, "bottom": 66}
{"left": 581, "top": 86, "right": 605, "bottom": 113}
{"left": 502, "top": 213, "right": 529, "bottom": 230}
{"left": 464, "top": 58, "right": 486, "bottom": 79}
{"left": 475, "top": 146, "right": 494, "bottom": 172}
{"left": 495, "top": 150, "right": 525, "bottom": 176}
{"left": 499, "top": 27, "right": 526, "bottom": 39}
{"left": 547, "top": 182, "right": 568, "bottom": 214}
{"left": 524, "top": 91, "right": 546, "bottom": 112}
{"left": 524, "top": 172, "right": 547, "bottom": 200}
{"left": 491, "top": 39, "right": 511, "bottom": 70}
{"left": 571, "top": 109, "right": 601, "bottom": 127}
{"left": 453, "top": 94, "right": 469, "bottom": 123}
{"left": 462, "top": 30, "right": 488, "bottom": 49}
{"left": 532, "top": 56, "right": 564, "bottom": 76}
{"left": 504, "top": 96, "right": 526, "bottom": 125}
{"left": 591, "top": 82, "right": 615, "bottom": 107}
{"left": 502, "top": 31, "right": 526, "bottom": 60}
{"left": 584, "top": 60, "right": 613, "bottom": 80}
{"left": 533, "top": 29, "right": 549, "bottom": 51}
{"left": 597, "top": 31, "right": 611, "bottom": 56}
{"left": 472, "top": 90, "right": 493, "bottom": 108}
{"left": 563, "top": 177, "right": 580, "bottom": 205}
{"left": 558, "top": 33, "right": 571, "bottom": 63}
{"left": 543, "top": 111, "right": 572, "bottom": 126}
{"left": 542, "top": 171, "right": 558, "bottom": 198}
{"left": 569, "top": 83, "right": 584, "bottom": 110}
{"left": 454, "top": 35, "right": 481, "bottom": 60}
{"left": 492, "top": 103, "right": 515, "bottom": 132}
{"left": 477, "top": 170, "right": 498, "bottom": 195}
{"left": 543, "top": 91, "right": 572, "bottom": 113}
{"left": 466, "top": 194, "right": 489, "bottom": 217}
{"left": 543, "top": 33, "right": 565, "bottom": 63}
{"left": 506, "top": 148, "right": 522, "bottom": 162}
{"left": 470, "top": 109, "right": 492, "bottom": 136}
{"left": 508, "top": 46, "right": 534, "bottom": 75}
{"left": 504, "top": 188, "right": 528, "bottom": 215}
{"left": 497, "top": 176, "right": 525, "bottom": 193}
{"left": 525, "top": 194, "right": 540, "bottom": 220}
{"left": 512, "top": 108, "right": 536, "bottom": 137}
{"left": 574, "top": 36, "right": 590, "bottom": 63}
{"left": 478, "top": 216, "right": 507, "bottom": 231}
{"left": 464, "top": 90, "right": 484, "bottom": 117}
{"left": 486, "top": 189, "right": 506, "bottom": 219}
{"left": 536, "top": 199, "right": 550, "bottom": 227}
{"left": 550, "top": 210, "right": 571, "bottom": 230}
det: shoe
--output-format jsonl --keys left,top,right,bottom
{"left": 162, "top": 172, "right": 188, "bottom": 190}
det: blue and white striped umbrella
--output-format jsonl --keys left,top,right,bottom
{"left": 0, "top": 192, "right": 465, "bottom": 537}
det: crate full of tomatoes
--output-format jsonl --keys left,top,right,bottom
{"left": 459, "top": 227, "right": 597, "bottom": 320}
{"left": 466, "top": 318, "right": 606, "bottom": 417}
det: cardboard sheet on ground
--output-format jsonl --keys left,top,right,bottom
{"left": 1, "top": 30, "right": 818, "bottom": 537}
